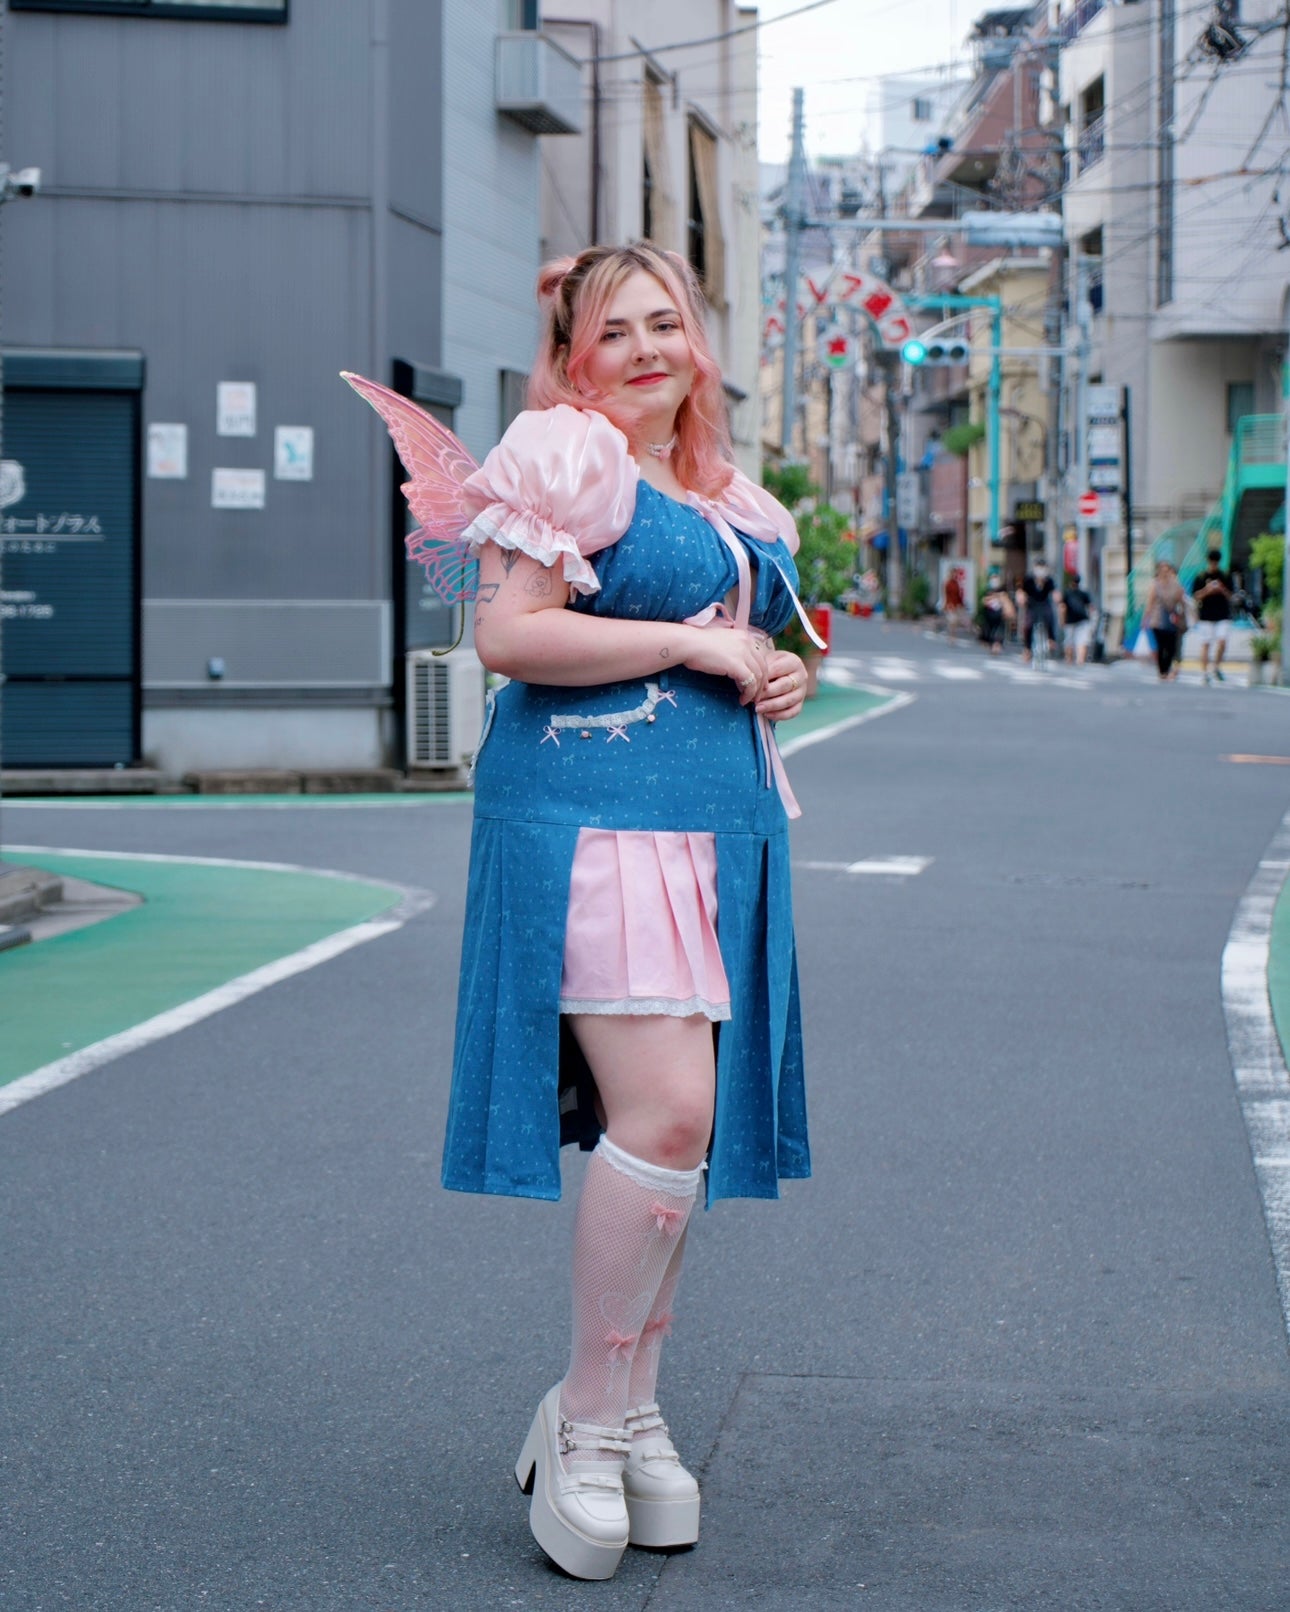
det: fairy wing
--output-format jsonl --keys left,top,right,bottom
{"left": 341, "top": 370, "right": 481, "bottom": 602}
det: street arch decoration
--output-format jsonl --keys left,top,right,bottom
{"left": 762, "top": 268, "right": 915, "bottom": 352}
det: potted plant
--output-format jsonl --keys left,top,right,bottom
{"left": 1249, "top": 604, "right": 1282, "bottom": 685}
{"left": 762, "top": 464, "right": 856, "bottom": 696}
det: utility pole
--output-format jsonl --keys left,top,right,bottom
{"left": 883, "top": 351, "right": 902, "bottom": 610}
{"left": 779, "top": 88, "right": 806, "bottom": 460}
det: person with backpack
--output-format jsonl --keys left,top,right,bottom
{"left": 1060, "top": 572, "right": 1093, "bottom": 665}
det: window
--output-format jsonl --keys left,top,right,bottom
{"left": 1080, "top": 226, "right": 1103, "bottom": 314}
{"left": 500, "top": 0, "right": 539, "bottom": 27}
{"left": 500, "top": 370, "right": 529, "bottom": 436}
{"left": 687, "top": 117, "right": 725, "bottom": 308}
{"left": 12, "top": 0, "right": 285, "bottom": 16}
{"left": 1227, "top": 382, "right": 1254, "bottom": 436}
{"left": 1077, "top": 77, "right": 1105, "bottom": 172}
{"left": 911, "top": 98, "right": 934, "bottom": 122}
{"left": 642, "top": 73, "right": 675, "bottom": 245}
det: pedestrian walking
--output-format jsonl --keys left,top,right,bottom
{"left": 377, "top": 244, "right": 815, "bottom": 1581}
{"left": 1143, "top": 560, "right": 1186, "bottom": 681}
{"left": 979, "top": 572, "right": 1014, "bottom": 655}
{"left": 1059, "top": 571, "right": 1094, "bottom": 665}
{"left": 941, "top": 564, "right": 969, "bottom": 642}
{"left": 1191, "top": 547, "right": 1232, "bottom": 683}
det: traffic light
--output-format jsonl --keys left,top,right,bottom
{"left": 901, "top": 337, "right": 970, "bottom": 366}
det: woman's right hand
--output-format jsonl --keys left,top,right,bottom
{"left": 681, "top": 624, "right": 768, "bottom": 704}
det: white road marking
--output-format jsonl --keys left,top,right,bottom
{"left": 797, "top": 856, "right": 932, "bottom": 877}
{"left": 778, "top": 686, "right": 915, "bottom": 757}
{"left": 867, "top": 657, "right": 921, "bottom": 681}
{"left": 0, "top": 847, "right": 435, "bottom": 1120}
{"left": 828, "top": 653, "right": 1093, "bottom": 690}
{"left": 1221, "top": 806, "right": 1290, "bottom": 1343}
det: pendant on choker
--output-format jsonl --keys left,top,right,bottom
{"left": 645, "top": 434, "right": 678, "bottom": 460}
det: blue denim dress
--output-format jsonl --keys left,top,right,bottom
{"left": 442, "top": 482, "right": 811, "bottom": 1205}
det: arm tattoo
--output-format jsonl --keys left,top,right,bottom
{"left": 476, "top": 582, "right": 500, "bottom": 603}
{"left": 499, "top": 549, "right": 522, "bottom": 576}
{"left": 523, "top": 569, "right": 554, "bottom": 599}
{"left": 474, "top": 615, "right": 484, "bottom": 627}
{"left": 659, "top": 647, "right": 671, "bottom": 660}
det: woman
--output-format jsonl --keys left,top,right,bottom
{"left": 980, "top": 573, "right": 1014, "bottom": 655}
{"left": 1143, "top": 560, "right": 1185, "bottom": 680}
{"left": 449, "top": 244, "right": 814, "bottom": 1579}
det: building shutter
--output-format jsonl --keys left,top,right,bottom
{"left": 1, "top": 375, "right": 141, "bottom": 766}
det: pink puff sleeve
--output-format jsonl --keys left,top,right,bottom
{"left": 714, "top": 468, "right": 800, "bottom": 554}
{"left": 459, "top": 404, "right": 640, "bottom": 595}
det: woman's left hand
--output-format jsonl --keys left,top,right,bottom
{"left": 755, "top": 649, "right": 809, "bottom": 721}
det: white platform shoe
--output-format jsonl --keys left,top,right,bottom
{"left": 622, "top": 1402, "right": 701, "bottom": 1547}
{"left": 514, "top": 1385, "right": 631, "bottom": 1580}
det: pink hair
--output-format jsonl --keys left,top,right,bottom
{"left": 527, "top": 242, "right": 734, "bottom": 499}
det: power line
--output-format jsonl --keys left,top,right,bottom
{"left": 573, "top": 0, "right": 846, "bottom": 67}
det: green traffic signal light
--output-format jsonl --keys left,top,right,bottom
{"left": 901, "top": 338, "right": 928, "bottom": 366}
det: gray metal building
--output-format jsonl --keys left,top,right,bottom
{"left": 1, "top": 0, "right": 577, "bottom": 778}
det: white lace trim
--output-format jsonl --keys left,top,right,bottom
{"left": 463, "top": 508, "right": 601, "bottom": 596}
{"left": 559, "top": 994, "right": 730, "bottom": 1022}
{"left": 596, "top": 1136, "right": 705, "bottom": 1197}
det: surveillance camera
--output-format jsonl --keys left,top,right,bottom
{"left": 12, "top": 167, "right": 42, "bottom": 197}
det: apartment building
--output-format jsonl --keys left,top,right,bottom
{"left": 540, "top": 1, "right": 762, "bottom": 474}
{"left": 0, "top": 1, "right": 568, "bottom": 777}
{"left": 1058, "top": 0, "right": 1288, "bottom": 596}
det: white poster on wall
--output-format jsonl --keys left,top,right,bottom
{"left": 274, "top": 426, "right": 314, "bottom": 481}
{"left": 212, "top": 468, "right": 266, "bottom": 510}
{"left": 147, "top": 423, "right": 188, "bottom": 479}
{"left": 217, "top": 382, "right": 257, "bottom": 437}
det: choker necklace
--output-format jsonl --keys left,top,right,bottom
{"left": 645, "top": 434, "right": 678, "bottom": 459}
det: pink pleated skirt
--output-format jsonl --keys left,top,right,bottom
{"left": 559, "top": 828, "right": 732, "bottom": 1020}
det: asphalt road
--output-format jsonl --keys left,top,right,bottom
{"left": 3, "top": 617, "right": 1289, "bottom": 1610}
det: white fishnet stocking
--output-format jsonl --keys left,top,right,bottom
{"left": 626, "top": 1224, "right": 688, "bottom": 1420}
{"left": 560, "top": 1137, "right": 701, "bottom": 1469}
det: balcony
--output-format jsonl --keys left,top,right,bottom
{"left": 1077, "top": 111, "right": 1105, "bottom": 173}
{"left": 496, "top": 31, "right": 583, "bottom": 136}
{"left": 1060, "top": 0, "right": 1105, "bottom": 42}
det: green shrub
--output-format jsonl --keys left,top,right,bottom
{"left": 1250, "top": 533, "right": 1284, "bottom": 601}
{"left": 940, "top": 421, "right": 986, "bottom": 457}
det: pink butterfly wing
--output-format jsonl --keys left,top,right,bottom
{"left": 341, "top": 371, "right": 481, "bottom": 602}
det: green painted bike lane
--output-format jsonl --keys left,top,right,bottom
{"left": 0, "top": 852, "right": 403, "bottom": 1088}
{"left": 0, "top": 684, "right": 896, "bottom": 1089}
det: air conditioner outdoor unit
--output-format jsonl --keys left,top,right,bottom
{"left": 406, "top": 648, "right": 486, "bottom": 771}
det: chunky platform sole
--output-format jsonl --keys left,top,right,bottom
{"left": 624, "top": 1489, "right": 701, "bottom": 1548}
{"left": 514, "top": 1397, "right": 629, "bottom": 1581}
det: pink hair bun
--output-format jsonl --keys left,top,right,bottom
{"left": 537, "top": 258, "right": 578, "bottom": 309}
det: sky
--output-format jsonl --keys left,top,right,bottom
{"left": 755, "top": 0, "right": 971, "bottom": 163}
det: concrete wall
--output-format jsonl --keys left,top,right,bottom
{"left": 442, "top": 0, "right": 543, "bottom": 460}
{"left": 4, "top": 0, "right": 473, "bottom": 773}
